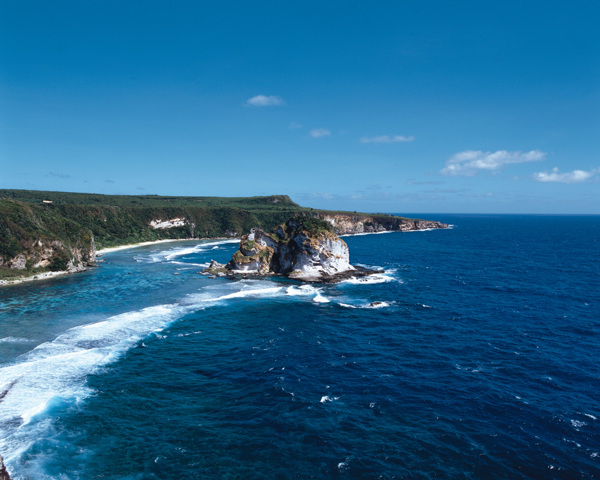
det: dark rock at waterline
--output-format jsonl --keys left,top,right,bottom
{"left": 294, "top": 265, "right": 385, "bottom": 284}
{"left": 0, "top": 456, "right": 11, "bottom": 480}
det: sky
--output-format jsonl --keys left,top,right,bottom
{"left": 1, "top": 1, "right": 599, "bottom": 214}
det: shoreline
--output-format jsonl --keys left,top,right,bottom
{"left": 0, "top": 226, "right": 449, "bottom": 288}
{"left": 96, "top": 237, "right": 205, "bottom": 255}
{"left": 340, "top": 225, "right": 452, "bottom": 237}
{"left": 0, "top": 237, "right": 232, "bottom": 288}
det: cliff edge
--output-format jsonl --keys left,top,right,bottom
{"left": 317, "top": 212, "right": 447, "bottom": 235}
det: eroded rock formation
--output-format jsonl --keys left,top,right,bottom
{"left": 204, "top": 216, "right": 380, "bottom": 283}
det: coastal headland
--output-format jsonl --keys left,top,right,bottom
{"left": 0, "top": 189, "right": 447, "bottom": 286}
{"left": 204, "top": 216, "right": 385, "bottom": 283}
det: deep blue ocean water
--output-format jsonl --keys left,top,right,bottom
{"left": 0, "top": 214, "right": 599, "bottom": 479}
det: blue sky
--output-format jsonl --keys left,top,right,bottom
{"left": 1, "top": 1, "right": 598, "bottom": 213}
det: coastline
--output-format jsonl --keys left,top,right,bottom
{"left": 0, "top": 237, "right": 226, "bottom": 288}
{"left": 96, "top": 238, "right": 202, "bottom": 255}
{"left": 340, "top": 224, "right": 452, "bottom": 237}
{"left": 0, "top": 225, "right": 449, "bottom": 288}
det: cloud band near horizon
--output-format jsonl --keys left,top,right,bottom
{"left": 441, "top": 150, "right": 546, "bottom": 176}
{"left": 532, "top": 167, "right": 598, "bottom": 183}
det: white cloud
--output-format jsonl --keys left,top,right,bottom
{"left": 245, "top": 95, "right": 285, "bottom": 107}
{"left": 441, "top": 150, "right": 546, "bottom": 176}
{"left": 360, "top": 135, "right": 415, "bottom": 144}
{"left": 532, "top": 167, "right": 598, "bottom": 183}
{"left": 309, "top": 128, "right": 331, "bottom": 138}
{"left": 288, "top": 122, "right": 303, "bottom": 129}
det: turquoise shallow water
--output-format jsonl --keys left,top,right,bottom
{"left": 0, "top": 215, "right": 599, "bottom": 479}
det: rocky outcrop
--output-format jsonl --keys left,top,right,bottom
{"left": 317, "top": 213, "right": 448, "bottom": 235}
{"left": 205, "top": 216, "right": 381, "bottom": 282}
{"left": 0, "top": 456, "right": 11, "bottom": 480}
{"left": 1, "top": 237, "right": 96, "bottom": 275}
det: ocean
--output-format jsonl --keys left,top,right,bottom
{"left": 0, "top": 214, "right": 598, "bottom": 479}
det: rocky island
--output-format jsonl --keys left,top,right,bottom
{"left": 204, "top": 216, "right": 384, "bottom": 283}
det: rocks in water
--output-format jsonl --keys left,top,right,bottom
{"left": 203, "top": 216, "right": 382, "bottom": 283}
{"left": 369, "top": 301, "right": 387, "bottom": 308}
{"left": 0, "top": 456, "right": 11, "bottom": 480}
{"left": 203, "top": 260, "right": 229, "bottom": 277}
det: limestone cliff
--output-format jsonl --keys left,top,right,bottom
{"left": 0, "top": 199, "right": 97, "bottom": 279}
{"left": 317, "top": 213, "right": 448, "bottom": 235}
{"left": 207, "top": 216, "right": 378, "bottom": 282}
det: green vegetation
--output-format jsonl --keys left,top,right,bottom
{"left": 0, "top": 189, "right": 431, "bottom": 282}
{"left": 291, "top": 215, "right": 334, "bottom": 236}
{"left": 0, "top": 198, "right": 96, "bottom": 279}
{"left": 232, "top": 250, "right": 257, "bottom": 264}
{"left": 0, "top": 190, "right": 314, "bottom": 279}
{"left": 242, "top": 240, "right": 256, "bottom": 250}
{"left": 0, "top": 189, "right": 300, "bottom": 210}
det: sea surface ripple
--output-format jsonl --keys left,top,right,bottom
{"left": 0, "top": 214, "right": 598, "bottom": 479}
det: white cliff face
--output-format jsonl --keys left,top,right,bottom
{"left": 149, "top": 218, "right": 186, "bottom": 229}
{"left": 323, "top": 215, "right": 365, "bottom": 234}
{"left": 321, "top": 213, "right": 448, "bottom": 235}
{"left": 289, "top": 234, "right": 353, "bottom": 279}
{"left": 222, "top": 220, "right": 354, "bottom": 281}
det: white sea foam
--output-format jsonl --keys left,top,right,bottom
{"left": 170, "top": 261, "right": 209, "bottom": 267}
{"left": 285, "top": 285, "right": 320, "bottom": 296}
{"left": 201, "top": 287, "right": 283, "bottom": 303}
{"left": 0, "top": 337, "right": 33, "bottom": 344}
{"left": 339, "top": 303, "right": 358, "bottom": 309}
{"left": 162, "top": 240, "right": 238, "bottom": 261}
{"left": 338, "top": 301, "right": 391, "bottom": 309}
{"left": 570, "top": 419, "right": 587, "bottom": 429}
{"left": 0, "top": 277, "right": 341, "bottom": 463}
{"left": 135, "top": 239, "right": 239, "bottom": 263}
{"left": 313, "top": 293, "right": 330, "bottom": 303}
{"left": 320, "top": 395, "right": 339, "bottom": 403}
{"left": 285, "top": 285, "right": 331, "bottom": 304}
{"left": 0, "top": 303, "right": 187, "bottom": 460}
{"left": 341, "top": 273, "right": 397, "bottom": 285}
{"left": 365, "top": 301, "right": 390, "bottom": 309}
